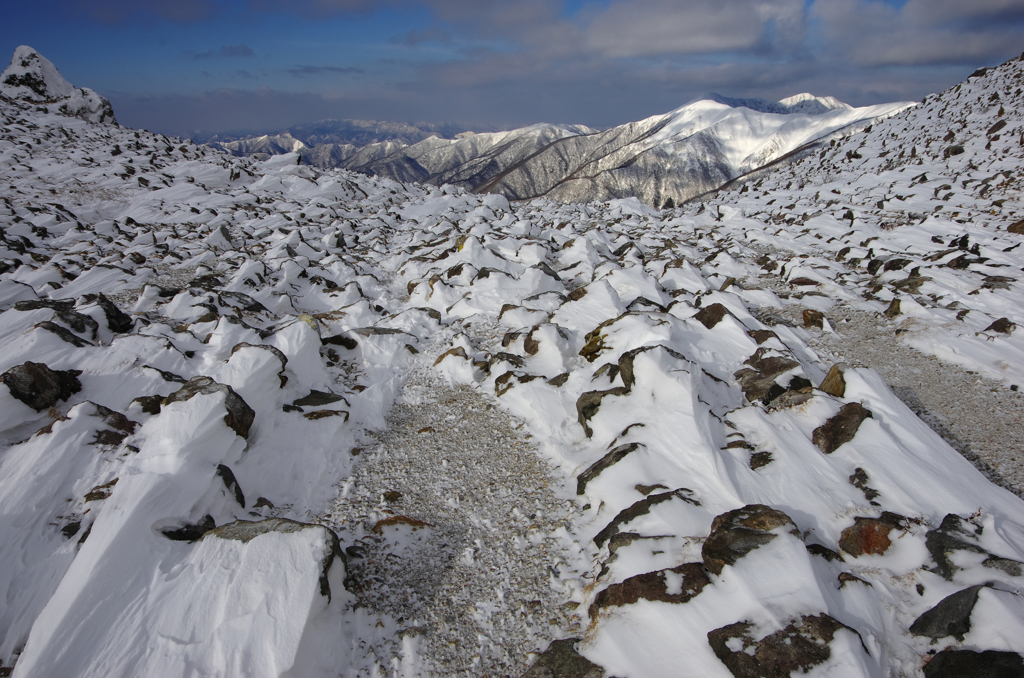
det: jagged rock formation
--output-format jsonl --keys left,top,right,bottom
{"left": 0, "top": 46, "right": 115, "bottom": 125}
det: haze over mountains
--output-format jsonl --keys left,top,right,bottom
{"left": 210, "top": 91, "right": 912, "bottom": 207}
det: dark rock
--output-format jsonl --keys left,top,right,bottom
{"left": 634, "top": 483, "right": 668, "bottom": 496}
{"left": 694, "top": 303, "right": 729, "bottom": 329}
{"left": 218, "top": 291, "right": 268, "bottom": 314}
{"left": 749, "top": 451, "right": 773, "bottom": 469}
{"left": 839, "top": 512, "right": 906, "bottom": 557}
{"left": 383, "top": 490, "right": 402, "bottom": 502}
{"left": 819, "top": 363, "right": 848, "bottom": 397}
{"left": 577, "top": 443, "right": 642, "bottom": 495}
{"left": 806, "top": 543, "right": 844, "bottom": 562}
{"left": 94, "top": 293, "right": 133, "bottom": 333}
{"left": 203, "top": 518, "right": 345, "bottom": 601}
{"left": 617, "top": 344, "right": 687, "bottom": 391}
{"left": 53, "top": 308, "right": 99, "bottom": 339}
{"left": 590, "top": 562, "right": 710, "bottom": 616}
{"left": 521, "top": 638, "right": 604, "bottom": 678}
{"left": 14, "top": 298, "right": 74, "bottom": 312}
{"left": 849, "top": 467, "right": 880, "bottom": 502}
{"left": 163, "top": 377, "right": 255, "bottom": 439}
{"left": 35, "top": 320, "right": 94, "bottom": 347}
{"left": 89, "top": 404, "right": 138, "bottom": 446}
{"left": 748, "top": 329, "right": 778, "bottom": 345}
{"left": 293, "top": 390, "right": 347, "bottom": 408}
{"left": 984, "top": 317, "right": 1015, "bottom": 334}
{"left": 322, "top": 334, "right": 358, "bottom": 350}
{"left": 1008, "top": 220, "right": 1024, "bottom": 235}
{"left": 812, "top": 402, "right": 872, "bottom": 454}
{"left": 734, "top": 350, "right": 801, "bottom": 404}
{"left": 216, "top": 464, "right": 246, "bottom": 507}
{"left": 790, "top": 277, "right": 818, "bottom": 286}
{"left": 924, "top": 650, "right": 1024, "bottom": 678}
{"left": 61, "top": 521, "right": 81, "bottom": 539}
{"left": 131, "top": 395, "right": 163, "bottom": 415}
{"left": 924, "top": 513, "right": 1022, "bottom": 579}
{"left": 230, "top": 342, "right": 288, "bottom": 372}
{"left": 576, "top": 387, "right": 630, "bottom": 438}
{"left": 84, "top": 478, "right": 118, "bottom": 502}
{"left": 567, "top": 287, "right": 587, "bottom": 302}
{"left": 524, "top": 326, "right": 541, "bottom": 355}
{"left": 161, "top": 515, "right": 216, "bottom": 542}
{"left": 802, "top": 309, "right": 825, "bottom": 329}
{"left": 142, "top": 365, "right": 188, "bottom": 383}
{"left": 910, "top": 585, "right": 988, "bottom": 641}
{"left": 253, "top": 497, "right": 274, "bottom": 509}
{"left": 594, "top": 489, "right": 699, "bottom": 548}
{"left": 1, "top": 361, "right": 82, "bottom": 411}
{"left": 708, "top": 614, "right": 860, "bottom": 678}
{"left": 304, "top": 410, "right": 348, "bottom": 421}
{"left": 702, "top": 504, "right": 800, "bottom": 575}
{"left": 547, "top": 373, "right": 570, "bottom": 387}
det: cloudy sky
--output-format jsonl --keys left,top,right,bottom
{"left": 3, "top": 0, "right": 1023, "bottom": 138}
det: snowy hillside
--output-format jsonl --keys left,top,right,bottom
{"left": 218, "top": 93, "right": 910, "bottom": 208}
{"left": 2, "top": 44, "right": 1024, "bottom": 678}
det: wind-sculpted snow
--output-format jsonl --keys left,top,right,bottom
{"left": 2, "top": 47, "right": 1024, "bottom": 677}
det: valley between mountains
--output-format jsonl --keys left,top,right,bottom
{"left": 1, "top": 45, "right": 1024, "bottom": 678}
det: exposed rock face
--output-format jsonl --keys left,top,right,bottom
{"left": 925, "top": 513, "right": 1023, "bottom": 580}
{"left": 163, "top": 377, "right": 255, "bottom": 439}
{"left": 702, "top": 504, "right": 800, "bottom": 575}
{"left": 708, "top": 614, "right": 860, "bottom": 678}
{"left": 521, "top": 638, "right": 604, "bottom": 678}
{"left": 819, "top": 363, "right": 848, "bottom": 397}
{"left": 1, "top": 361, "right": 82, "bottom": 411}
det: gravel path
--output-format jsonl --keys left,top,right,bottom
{"left": 320, "top": 356, "right": 586, "bottom": 677}
{"left": 788, "top": 304, "right": 1024, "bottom": 498}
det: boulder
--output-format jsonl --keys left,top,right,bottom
{"left": 203, "top": 518, "right": 345, "bottom": 601}
{"left": 818, "top": 363, "right": 848, "bottom": 397}
{"left": 702, "top": 505, "right": 800, "bottom": 575}
{"left": 694, "top": 303, "right": 730, "bottom": 329}
{"left": 812, "top": 402, "right": 872, "bottom": 454}
{"left": 589, "top": 562, "right": 710, "bottom": 616}
{"left": 910, "top": 585, "right": 987, "bottom": 641}
{"left": 163, "top": 377, "right": 255, "bottom": 439}
{"left": 576, "top": 387, "right": 630, "bottom": 438}
{"left": 708, "top": 614, "right": 860, "bottom": 678}
{"left": 1, "top": 361, "right": 82, "bottom": 411}
{"left": 839, "top": 512, "right": 906, "bottom": 557}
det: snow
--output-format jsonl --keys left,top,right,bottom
{"left": 1, "top": 46, "right": 1024, "bottom": 678}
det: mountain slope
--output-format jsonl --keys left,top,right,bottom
{"left": 2, "top": 46, "right": 1024, "bottom": 678}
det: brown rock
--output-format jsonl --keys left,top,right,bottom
{"left": 802, "top": 309, "right": 825, "bottom": 329}
{"left": 839, "top": 512, "right": 906, "bottom": 557}
{"left": 818, "top": 363, "right": 848, "bottom": 398}
{"left": 984, "top": 317, "right": 1015, "bottom": 334}
{"left": 884, "top": 298, "right": 901, "bottom": 318}
{"left": 590, "top": 562, "right": 710, "bottom": 616}
{"left": 694, "top": 303, "right": 729, "bottom": 329}
{"left": 594, "top": 488, "right": 699, "bottom": 548}
{"left": 577, "top": 442, "right": 642, "bottom": 495}
{"left": 1007, "top": 220, "right": 1024, "bottom": 235}
{"left": 702, "top": 505, "right": 799, "bottom": 575}
{"left": 812, "top": 402, "right": 872, "bottom": 454}
{"left": 575, "top": 387, "right": 629, "bottom": 438}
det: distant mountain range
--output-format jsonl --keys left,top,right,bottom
{"left": 208, "top": 93, "right": 912, "bottom": 206}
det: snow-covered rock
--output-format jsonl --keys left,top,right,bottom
{"left": 0, "top": 46, "right": 115, "bottom": 124}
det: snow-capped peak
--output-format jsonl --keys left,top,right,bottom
{"left": 0, "top": 45, "right": 75, "bottom": 102}
{"left": 0, "top": 46, "right": 116, "bottom": 125}
{"left": 778, "top": 92, "right": 852, "bottom": 114}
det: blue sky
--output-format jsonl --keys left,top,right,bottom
{"left": 3, "top": 0, "right": 1023, "bottom": 138}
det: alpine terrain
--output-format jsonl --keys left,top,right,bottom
{"left": 1, "top": 44, "right": 1023, "bottom": 678}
